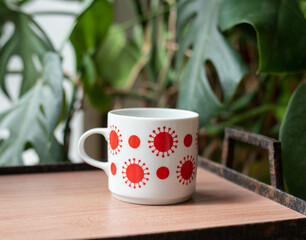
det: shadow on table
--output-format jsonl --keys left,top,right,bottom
{"left": 183, "top": 189, "right": 256, "bottom": 206}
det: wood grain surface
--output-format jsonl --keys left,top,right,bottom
{"left": 0, "top": 168, "right": 304, "bottom": 239}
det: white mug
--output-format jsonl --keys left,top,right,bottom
{"left": 78, "top": 108, "right": 199, "bottom": 205}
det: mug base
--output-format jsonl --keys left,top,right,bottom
{"left": 112, "top": 193, "right": 192, "bottom": 205}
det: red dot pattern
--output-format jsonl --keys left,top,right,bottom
{"left": 128, "top": 135, "right": 141, "bottom": 149}
{"left": 156, "top": 166, "right": 170, "bottom": 180}
{"left": 184, "top": 134, "right": 193, "bottom": 147}
{"left": 111, "top": 162, "right": 117, "bottom": 176}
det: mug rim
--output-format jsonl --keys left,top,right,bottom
{"left": 109, "top": 108, "right": 199, "bottom": 120}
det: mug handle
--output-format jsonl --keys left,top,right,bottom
{"left": 78, "top": 128, "right": 109, "bottom": 176}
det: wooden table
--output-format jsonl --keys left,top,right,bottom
{"left": 1, "top": 163, "right": 305, "bottom": 240}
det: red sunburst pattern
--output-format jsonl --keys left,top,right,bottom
{"left": 122, "top": 158, "right": 150, "bottom": 189}
{"left": 176, "top": 155, "right": 196, "bottom": 185}
{"left": 148, "top": 126, "right": 178, "bottom": 158}
{"left": 109, "top": 125, "right": 122, "bottom": 155}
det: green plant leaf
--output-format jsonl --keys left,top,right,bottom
{"left": 84, "top": 82, "right": 111, "bottom": 113}
{"left": 0, "top": 6, "right": 54, "bottom": 97}
{"left": 219, "top": 0, "right": 306, "bottom": 73}
{"left": 82, "top": 53, "right": 111, "bottom": 112}
{"left": 69, "top": 0, "right": 113, "bottom": 112}
{"left": 279, "top": 81, "right": 306, "bottom": 200}
{"left": 0, "top": 53, "right": 65, "bottom": 166}
{"left": 95, "top": 25, "right": 143, "bottom": 88}
{"left": 70, "top": 0, "right": 113, "bottom": 69}
{"left": 176, "top": 0, "right": 248, "bottom": 127}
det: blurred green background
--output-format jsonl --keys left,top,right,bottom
{"left": 1, "top": 0, "right": 306, "bottom": 200}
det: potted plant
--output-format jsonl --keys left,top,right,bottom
{"left": 0, "top": 0, "right": 306, "bottom": 200}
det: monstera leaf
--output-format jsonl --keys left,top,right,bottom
{"left": 280, "top": 81, "right": 306, "bottom": 200}
{"left": 219, "top": 0, "right": 306, "bottom": 73}
{"left": 0, "top": 53, "right": 64, "bottom": 166}
{"left": 0, "top": 3, "right": 54, "bottom": 98}
{"left": 176, "top": 0, "right": 248, "bottom": 127}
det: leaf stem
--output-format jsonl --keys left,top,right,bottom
{"left": 206, "top": 104, "right": 279, "bottom": 135}
{"left": 31, "top": 11, "right": 78, "bottom": 16}
{"left": 156, "top": 1, "right": 177, "bottom": 107}
{"left": 26, "top": 14, "right": 55, "bottom": 52}
{"left": 132, "top": 0, "right": 146, "bottom": 30}
{"left": 5, "top": 70, "right": 22, "bottom": 74}
{"left": 63, "top": 78, "right": 78, "bottom": 150}
{"left": 119, "top": 2, "right": 175, "bottom": 32}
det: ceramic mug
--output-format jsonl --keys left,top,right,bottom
{"left": 78, "top": 108, "right": 199, "bottom": 205}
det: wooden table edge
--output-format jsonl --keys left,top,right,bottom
{"left": 1, "top": 159, "right": 305, "bottom": 239}
{"left": 87, "top": 218, "right": 306, "bottom": 240}
{"left": 1, "top": 159, "right": 306, "bottom": 216}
